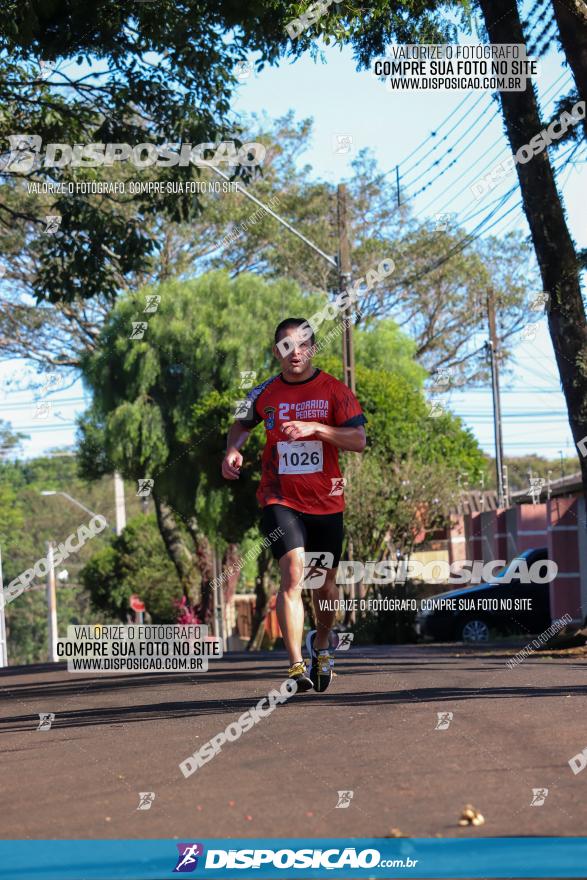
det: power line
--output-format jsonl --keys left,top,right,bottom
{"left": 401, "top": 104, "right": 500, "bottom": 196}
{"left": 0, "top": 396, "right": 86, "bottom": 409}
{"left": 390, "top": 92, "right": 482, "bottom": 176}
{"left": 11, "top": 423, "right": 77, "bottom": 431}
{"left": 399, "top": 69, "right": 572, "bottom": 215}
{"left": 392, "top": 138, "right": 579, "bottom": 293}
{"left": 458, "top": 413, "right": 569, "bottom": 419}
{"left": 464, "top": 388, "right": 562, "bottom": 393}
{"left": 415, "top": 74, "right": 573, "bottom": 218}
{"left": 422, "top": 94, "right": 580, "bottom": 220}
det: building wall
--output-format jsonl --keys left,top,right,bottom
{"left": 548, "top": 496, "right": 582, "bottom": 624}
{"left": 516, "top": 503, "right": 548, "bottom": 553}
{"left": 469, "top": 512, "right": 483, "bottom": 567}
{"left": 478, "top": 510, "right": 497, "bottom": 564}
{"left": 453, "top": 495, "right": 585, "bottom": 625}
{"left": 447, "top": 514, "right": 467, "bottom": 565}
{"left": 496, "top": 510, "right": 508, "bottom": 563}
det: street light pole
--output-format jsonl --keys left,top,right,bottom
{"left": 113, "top": 472, "right": 126, "bottom": 535}
{"left": 40, "top": 491, "right": 108, "bottom": 524}
{"left": 486, "top": 291, "right": 505, "bottom": 508}
{"left": 0, "top": 546, "right": 7, "bottom": 668}
{"left": 485, "top": 337, "right": 505, "bottom": 509}
{"left": 46, "top": 541, "right": 58, "bottom": 663}
{"left": 337, "top": 184, "right": 356, "bottom": 393}
{"left": 208, "top": 166, "right": 337, "bottom": 269}
{"left": 212, "top": 550, "right": 226, "bottom": 647}
{"left": 40, "top": 490, "right": 109, "bottom": 663}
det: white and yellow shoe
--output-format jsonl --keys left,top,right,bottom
{"left": 288, "top": 660, "right": 314, "bottom": 693}
{"left": 305, "top": 630, "right": 333, "bottom": 693}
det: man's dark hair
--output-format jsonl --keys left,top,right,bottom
{"left": 274, "top": 317, "right": 316, "bottom": 347}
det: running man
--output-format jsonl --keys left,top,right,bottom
{"left": 221, "top": 318, "right": 366, "bottom": 693}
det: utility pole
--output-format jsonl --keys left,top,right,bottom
{"left": 337, "top": 184, "right": 355, "bottom": 393}
{"left": 46, "top": 541, "right": 58, "bottom": 662}
{"left": 337, "top": 183, "right": 357, "bottom": 620}
{"left": 503, "top": 464, "right": 510, "bottom": 508}
{"left": 114, "top": 471, "right": 127, "bottom": 535}
{"left": 486, "top": 291, "right": 505, "bottom": 508}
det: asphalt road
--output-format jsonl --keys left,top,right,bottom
{"left": 1, "top": 643, "right": 586, "bottom": 839}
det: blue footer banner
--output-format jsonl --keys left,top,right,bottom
{"left": 1, "top": 838, "right": 587, "bottom": 879}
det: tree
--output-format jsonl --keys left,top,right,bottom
{"left": 77, "top": 270, "right": 325, "bottom": 606}
{"left": 190, "top": 125, "right": 537, "bottom": 385}
{"left": 77, "top": 267, "right": 487, "bottom": 616}
{"left": 309, "top": 355, "right": 486, "bottom": 557}
{"left": 0, "top": 449, "right": 135, "bottom": 662}
{"left": 549, "top": 0, "right": 587, "bottom": 142}
{"left": 333, "top": 358, "right": 484, "bottom": 472}
{"left": 0, "top": 1, "right": 266, "bottom": 302}
{"left": 322, "top": 357, "right": 486, "bottom": 635}
{"left": 80, "top": 513, "right": 181, "bottom": 622}
{"left": 256, "top": 0, "right": 587, "bottom": 505}
{"left": 344, "top": 441, "right": 471, "bottom": 565}
{"left": 483, "top": 453, "right": 580, "bottom": 493}
{"left": 1, "top": 111, "right": 538, "bottom": 389}
{"left": 473, "top": 0, "right": 587, "bottom": 507}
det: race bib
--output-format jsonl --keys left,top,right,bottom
{"left": 277, "top": 441, "right": 323, "bottom": 474}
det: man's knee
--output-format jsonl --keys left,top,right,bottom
{"left": 316, "top": 569, "right": 340, "bottom": 598}
{"left": 279, "top": 550, "right": 304, "bottom": 592}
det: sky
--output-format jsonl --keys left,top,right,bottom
{"left": 2, "top": 28, "right": 586, "bottom": 474}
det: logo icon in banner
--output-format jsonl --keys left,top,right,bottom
{"left": 173, "top": 842, "right": 204, "bottom": 872}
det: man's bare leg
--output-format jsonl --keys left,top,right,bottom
{"left": 311, "top": 568, "right": 339, "bottom": 650}
{"left": 275, "top": 547, "right": 306, "bottom": 665}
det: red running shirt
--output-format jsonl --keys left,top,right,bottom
{"left": 237, "top": 369, "right": 367, "bottom": 514}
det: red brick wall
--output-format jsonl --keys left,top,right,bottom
{"left": 548, "top": 497, "right": 582, "bottom": 621}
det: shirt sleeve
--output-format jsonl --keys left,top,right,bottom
{"left": 235, "top": 377, "right": 274, "bottom": 430}
{"left": 236, "top": 393, "right": 263, "bottom": 430}
{"left": 332, "top": 382, "right": 367, "bottom": 428}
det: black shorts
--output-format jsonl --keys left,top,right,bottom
{"left": 261, "top": 503, "right": 344, "bottom": 567}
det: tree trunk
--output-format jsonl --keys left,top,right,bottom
{"left": 550, "top": 0, "right": 587, "bottom": 141}
{"left": 478, "top": 0, "right": 587, "bottom": 508}
{"left": 186, "top": 516, "right": 214, "bottom": 627}
{"left": 247, "top": 546, "right": 272, "bottom": 650}
{"left": 153, "top": 493, "right": 200, "bottom": 602}
{"left": 222, "top": 542, "right": 240, "bottom": 607}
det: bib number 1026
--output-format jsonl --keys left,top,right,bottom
{"left": 277, "top": 441, "right": 323, "bottom": 474}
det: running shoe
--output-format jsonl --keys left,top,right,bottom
{"left": 288, "top": 660, "right": 314, "bottom": 693}
{"left": 307, "top": 628, "right": 339, "bottom": 662}
{"left": 305, "top": 630, "right": 333, "bottom": 693}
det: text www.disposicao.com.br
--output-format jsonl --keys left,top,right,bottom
{"left": 69, "top": 657, "right": 203, "bottom": 671}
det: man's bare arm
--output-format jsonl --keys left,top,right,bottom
{"left": 226, "top": 421, "right": 250, "bottom": 452}
{"left": 281, "top": 420, "right": 366, "bottom": 452}
{"left": 313, "top": 423, "right": 366, "bottom": 452}
{"left": 222, "top": 422, "right": 251, "bottom": 480}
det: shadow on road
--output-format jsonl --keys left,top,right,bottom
{"left": 1, "top": 654, "right": 585, "bottom": 733}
